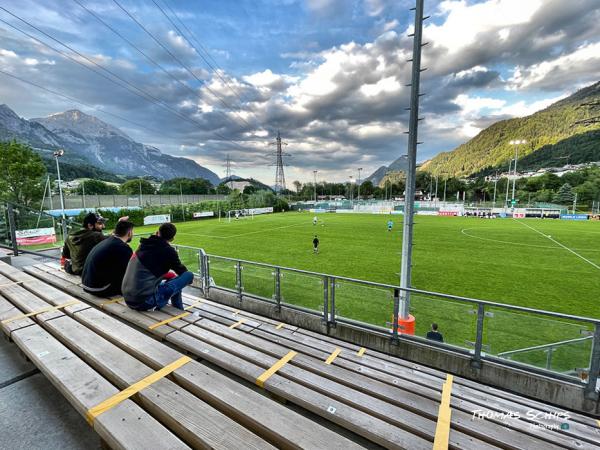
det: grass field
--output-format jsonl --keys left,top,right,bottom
{"left": 36, "top": 211, "right": 600, "bottom": 373}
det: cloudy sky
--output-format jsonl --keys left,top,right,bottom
{"left": 0, "top": 0, "right": 599, "bottom": 184}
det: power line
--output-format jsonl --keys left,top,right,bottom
{"left": 0, "top": 6, "right": 247, "bottom": 150}
{"left": 156, "top": 0, "right": 254, "bottom": 115}
{"left": 71, "top": 0, "right": 196, "bottom": 99}
{"left": 72, "top": 0, "right": 243, "bottom": 135}
{"left": 0, "top": 69, "right": 159, "bottom": 136}
{"left": 112, "top": 0, "right": 253, "bottom": 130}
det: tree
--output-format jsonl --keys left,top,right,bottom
{"left": 243, "top": 185, "right": 257, "bottom": 195}
{"left": 292, "top": 180, "right": 302, "bottom": 194}
{"left": 0, "top": 141, "right": 46, "bottom": 206}
{"left": 216, "top": 183, "right": 232, "bottom": 195}
{"left": 553, "top": 183, "right": 574, "bottom": 204}
{"left": 360, "top": 180, "right": 374, "bottom": 197}
{"left": 120, "top": 179, "right": 155, "bottom": 195}
{"left": 158, "top": 177, "right": 213, "bottom": 195}
{"left": 76, "top": 179, "right": 118, "bottom": 195}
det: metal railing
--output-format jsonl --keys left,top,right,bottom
{"left": 2, "top": 212, "right": 598, "bottom": 394}
{"left": 180, "top": 248, "right": 600, "bottom": 394}
{"left": 498, "top": 336, "right": 594, "bottom": 372}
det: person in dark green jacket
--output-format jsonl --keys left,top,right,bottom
{"left": 61, "top": 212, "right": 107, "bottom": 275}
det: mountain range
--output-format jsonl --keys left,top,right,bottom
{"left": 421, "top": 81, "right": 600, "bottom": 177}
{"left": 0, "top": 105, "right": 220, "bottom": 184}
{"left": 365, "top": 154, "right": 409, "bottom": 186}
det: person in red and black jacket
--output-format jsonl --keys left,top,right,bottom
{"left": 121, "top": 222, "right": 193, "bottom": 310}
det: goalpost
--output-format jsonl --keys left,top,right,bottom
{"left": 226, "top": 209, "right": 254, "bottom": 223}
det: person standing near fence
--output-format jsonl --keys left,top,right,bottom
{"left": 122, "top": 222, "right": 193, "bottom": 310}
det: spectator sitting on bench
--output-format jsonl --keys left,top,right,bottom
{"left": 61, "top": 212, "right": 107, "bottom": 275}
{"left": 61, "top": 212, "right": 129, "bottom": 275}
{"left": 122, "top": 222, "right": 193, "bottom": 311}
{"left": 426, "top": 323, "right": 444, "bottom": 343}
{"left": 81, "top": 220, "right": 135, "bottom": 297}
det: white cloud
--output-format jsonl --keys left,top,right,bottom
{"left": 425, "top": 0, "right": 543, "bottom": 55}
{"left": 508, "top": 42, "right": 600, "bottom": 90}
{"left": 360, "top": 76, "right": 401, "bottom": 97}
{"left": 382, "top": 19, "right": 399, "bottom": 33}
{"left": 493, "top": 94, "right": 567, "bottom": 117}
{"left": 0, "top": 49, "right": 17, "bottom": 58}
{"left": 453, "top": 94, "right": 505, "bottom": 116}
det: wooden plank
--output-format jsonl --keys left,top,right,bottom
{"left": 189, "top": 311, "right": 585, "bottom": 450}
{"left": 167, "top": 330, "right": 433, "bottom": 450}
{"left": 70, "top": 308, "right": 366, "bottom": 450}
{"left": 173, "top": 321, "right": 502, "bottom": 449}
{"left": 26, "top": 266, "right": 433, "bottom": 449}
{"left": 42, "top": 315, "right": 274, "bottom": 450}
{"left": 19, "top": 266, "right": 600, "bottom": 448}
{"left": 9, "top": 322, "right": 189, "bottom": 450}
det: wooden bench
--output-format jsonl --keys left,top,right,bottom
{"left": 21, "top": 267, "right": 597, "bottom": 448}
{"left": 0, "top": 262, "right": 370, "bottom": 450}
{"left": 35, "top": 262, "right": 600, "bottom": 442}
{"left": 20, "top": 262, "right": 600, "bottom": 449}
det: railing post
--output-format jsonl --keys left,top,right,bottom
{"left": 472, "top": 303, "right": 485, "bottom": 369}
{"left": 274, "top": 268, "right": 281, "bottom": 311}
{"left": 198, "top": 248, "right": 208, "bottom": 297}
{"left": 585, "top": 323, "right": 600, "bottom": 398}
{"left": 322, "top": 276, "right": 329, "bottom": 326}
{"left": 545, "top": 347, "right": 553, "bottom": 370}
{"left": 205, "top": 255, "right": 211, "bottom": 297}
{"left": 6, "top": 203, "right": 18, "bottom": 257}
{"left": 392, "top": 288, "right": 400, "bottom": 343}
{"left": 236, "top": 261, "right": 243, "bottom": 303}
{"left": 329, "top": 277, "right": 336, "bottom": 328}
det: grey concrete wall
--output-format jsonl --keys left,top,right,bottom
{"left": 206, "top": 288, "right": 600, "bottom": 417}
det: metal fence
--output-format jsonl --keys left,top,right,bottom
{"left": 2, "top": 209, "right": 599, "bottom": 393}
{"left": 43, "top": 194, "right": 226, "bottom": 210}
{"left": 169, "top": 247, "right": 600, "bottom": 392}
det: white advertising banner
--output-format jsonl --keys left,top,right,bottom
{"left": 193, "top": 211, "right": 214, "bottom": 218}
{"left": 143, "top": 214, "right": 171, "bottom": 225}
{"left": 248, "top": 207, "right": 274, "bottom": 215}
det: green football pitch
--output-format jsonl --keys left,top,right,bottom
{"left": 132, "top": 212, "right": 598, "bottom": 372}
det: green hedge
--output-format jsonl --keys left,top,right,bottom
{"left": 76, "top": 197, "right": 289, "bottom": 229}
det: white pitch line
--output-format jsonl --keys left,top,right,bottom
{"left": 513, "top": 219, "right": 600, "bottom": 271}
{"left": 178, "top": 222, "right": 306, "bottom": 240}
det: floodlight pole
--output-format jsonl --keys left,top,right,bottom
{"left": 399, "top": 0, "right": 426, "bottom": 319}
{"left": 54, "top": 149, "right": 67, "bottom": 240}
{"left": 509, "top": 140, "right": 526, "bottom": 207}
{"left": 504, "top": 159, "right": 512, "bottom": 211}
{"left": 357, "top": 167, "right": 363, "bottom": 201}
{"left": 492, "top": 170, "right": 498, "bottom": 207}
{"left": 313, "top": 170, "right": 318, "bottom": 203}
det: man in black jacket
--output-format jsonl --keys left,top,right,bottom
{"left": 81, "top": 221, "right": 134, "bottom": 297}
{"left": 122, "top": 222, "right": 193, "bottom": 310}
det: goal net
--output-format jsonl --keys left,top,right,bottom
{"left": 226, "top": 209, "right": 254, "bottom": 222}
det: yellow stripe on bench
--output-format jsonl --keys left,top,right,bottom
{"left": 86, "top": 356, "right": 192, "bottom": 425}
{"left": 99, "top": 297, "right": 123, "bottom": 308}
{"left": 184, "top": 300, "right": 204, "bottom": 311}
{"left": 1, "top": 300, "right": 80, "bottom": 324}
{"left": 324, "top": 347, "right": 341, "bottom": 365}
{"left": 433, "top": 374, "right": 454, "bottom": 450}
{"left": 148, "top": 312, "right": 191, "bottom": 330}
{"left": 229, "top": 318, "right": 247, "bottom": 329}
{"left": 256, "top": 351, "right": 297, "bottom": 388}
